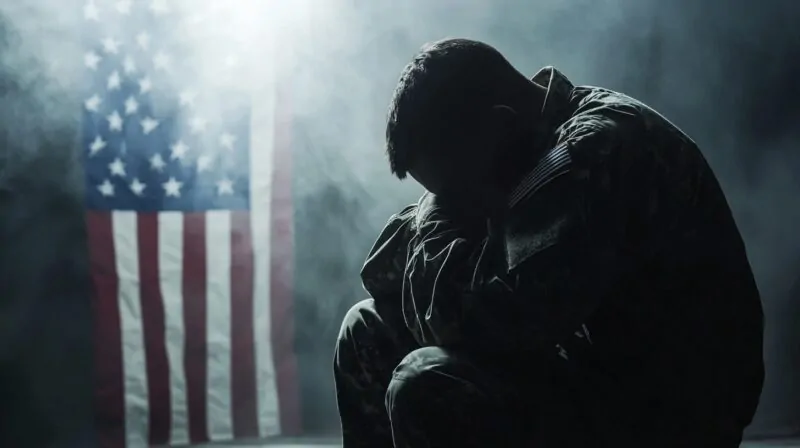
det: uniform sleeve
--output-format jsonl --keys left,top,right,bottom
{"left": 495, "top": 115, "right": 650, "bottom": 350}
{"left": 360, "top": 204, "right": 417, "bottom": 301}
{"left": 402, "top": 195, "right": 488, "bottom": 347}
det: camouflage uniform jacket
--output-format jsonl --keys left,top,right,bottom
{"left": 361, "top": 66, "right": 764, "bottom": 431}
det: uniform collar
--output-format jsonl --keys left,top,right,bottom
{"left": 530, "top": 66, "right": 575, "bottom": 144}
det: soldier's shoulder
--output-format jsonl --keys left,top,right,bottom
{"left": 562, "top": 86, "right": 686, "bottom": 146}
{"left": 571, "top": 87, "right": 650, "bottom": 124}
{"left": 382, "top": 197, "right": 423, "bottom": 230}
{"left": 390, "top": 202, "right": 419, "bottom": 223}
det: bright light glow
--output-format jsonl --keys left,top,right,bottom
{"left": 165, "top": 0, "right": 320, "bottom": 90}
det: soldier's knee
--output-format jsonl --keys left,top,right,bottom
{"left": 385, "top": 348, "right": 526, "bottom": 446}
{"left": 385, "top": 347, "right": 458, "bottom": 414}
{"left": 335, "top": 299, "right": 378, "bottom": 347}
{"left": 333, "top": 298, "right": 388, "bottom": 375}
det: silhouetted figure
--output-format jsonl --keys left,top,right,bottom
{"left": 334, "top": 38, "right": 764, "bottom": 447}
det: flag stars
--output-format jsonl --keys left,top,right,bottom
{"left": 223, "top": 55, "right": 239, "bottom": 68}
{"left": 107, "top": 110, "right": 123, "bottom": 132}
{"left": 163, "top": 177, "right": 182, "bottom": 197}
{"left": 84, "top": 51, "right": 101, "bottom": 70}
{"left": 220, "top": 132, "right": 236, "bottom": 151}
{"left": 149, "top": 0, "right": 170, "bottom": 15}
{"left": 136, "top": 32, "right": 151, "bottom": 51}
{"left": 122, "top": 56, "right": 136, "bottom": 74}
{"left": 153, "top": 51, "right": 171, "bottom": 71}
{"left": 189, "top": 116, "right": 207, "bottom": 134}
{"left": 84, "top": 94, "right": 101, "bottom": 112}
{"left": 185, "top": 13, "right": 204, "bottom": 25}
{"left": 170, "top": 140, "right": 189, "bottom": 160}
{"left": 98, "top": 179, "right": 114, "bottom": 196}
{"left": 124, "top": 96, "right": 138, "bottom": 115}
{"left": 129, "top": 178, "right": 146, "bottom": 196}
{"left": 89, "top": 135, "right": 106, "bottom": 155}
{"left": 150, "top": 153, "right": 166, "bottom": 171}
{"left": 140, "top": 116, "right": 159, "bottom": 134}
{"left": 109, "top": 158, "right": 126, "bottom": 177}
{"left": 83, "top": 2, "right": 100, "bottom": 21}
{"left": 139, "top": 76, "right": 152, "bottom": 94}
{"left": 216, "top": 178, "right": 234, "bottom": 196}
{"left": 115, "top": 0, "right": 132, "bottom": 14}
{"left": 196, "top": 154, "right": 212, "bottom": 173}
{"left": 101, "top": 37, "right": 121, "bottom": 54}
{"left": 178, "top": 90, "right": 196, "bottom": 107}
{"left": 107, "top": 70, "right": 121, "bottom": 90}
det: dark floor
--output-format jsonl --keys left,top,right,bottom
{"left": 195, "top": 438, "right": 800, "bottom": 447}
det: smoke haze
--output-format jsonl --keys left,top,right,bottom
{"left": 0, "top": 0, "right": 797, "bottom": 442}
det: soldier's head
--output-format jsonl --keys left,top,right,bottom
{"left": 385, "top": 38, "right": 546, "bottom": 213}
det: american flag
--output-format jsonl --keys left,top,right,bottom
{"left": 81, "top": 1, "right": 299, "bottom": 446}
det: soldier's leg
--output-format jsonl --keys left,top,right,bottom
{"left": 385, "top": 347, "right": 532, "bottom": 447}
{"left": 385, "top": 347, "right": 597, "bottom": 447}
{"left": 333, "top": 298, "right": 416, "bottom": 448}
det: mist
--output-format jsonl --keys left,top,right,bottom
{"left": 0, "top": 0, "right": 797, "bottom": 443}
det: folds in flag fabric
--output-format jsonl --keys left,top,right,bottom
{"left": 81, "top": 1, "right": 299, "bottom": 446}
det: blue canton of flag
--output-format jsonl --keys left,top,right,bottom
{"left": 82, "top": 0, "right": 250, "bottom": 212}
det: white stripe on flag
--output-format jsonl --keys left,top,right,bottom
{"left": 206, "top": 210, "right": 234, "bottom": 439}
{"left": 113, "top": 211, "right": 149, "bottom": 448}
{"left": 157, "top": 212, "right": 190, "bottom": 445}
{"left": 250, "top": 55, "right": 282, "bottom": 437}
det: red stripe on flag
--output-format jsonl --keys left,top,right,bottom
{"left": 88, "top": 211, "right": 125, "bottom": 448}
{"left": 137, "top": 213, "right": 171, "bottom": 445}
{"left": 272, "top": 80, "right": 301, "bottom": 435}
{"left": 183, "top": 213, "right": 209, "bottom": 444}
{"left": 231, "top": 211, "right": 259, "bottom": 437}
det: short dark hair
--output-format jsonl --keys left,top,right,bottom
{"left": 385, "top": 38, "right": 521, "bottom": 179}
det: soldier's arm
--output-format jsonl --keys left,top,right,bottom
{"left": 491, "top": 118, "right": 656, "bottom": 350}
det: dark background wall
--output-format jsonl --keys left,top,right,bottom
{"left": 0, "top": 12, "right": 94, "bottom": 447}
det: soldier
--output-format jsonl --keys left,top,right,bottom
{"left": 334, "top": 38, "right": 765, "bottom": 447}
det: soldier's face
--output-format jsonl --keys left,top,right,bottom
{"left": 407, "top": 104, "right": 526, "bottom": 217}
{"left": 409, "top": 132, "right": 504, "bottom": 218}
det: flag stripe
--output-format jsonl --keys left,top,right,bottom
{"left": 114, "top": 212, "right": 149, "bottom": 448}
{"left": 137, "top": 213, "right": 171, "bottom": 446}
{"left": 271, "top": 85, "right": 301, "bottom": 435}
{"left": 88, "top": 211, "right": 125, "bottom": 448}
{"left": 206, "top": 211, "right": 234, "bottom": 439}
{"left": 250, "top": 72, "right": 281, "bottom": 438}
{"left": 182, "top": 213, "right": 209, "bottom": 444}
{"left": 157, "top": 212, "right": 189, "bottom": 445}
{"left": 231, "top": 211, "right": 259, "bottom": 438}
